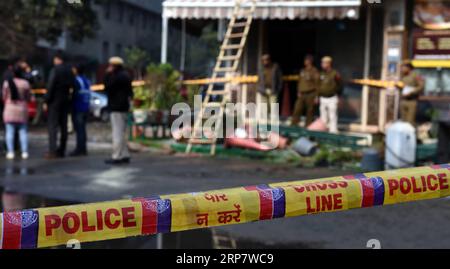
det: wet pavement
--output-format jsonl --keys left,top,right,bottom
{"left": 1, "top": 126, "right": 450, "bottom": 249}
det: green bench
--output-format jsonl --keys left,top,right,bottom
{"left": 416, "top": 143, "right": 437, "bottom": 162}
{"left": 277, "top": 125, "right": 369, "bottom": 150}
{"left": 127, "top": 113, "right": 171, "bottom": 140}
{"left": 171, "top": 143, "right": 276, "bottom": 159}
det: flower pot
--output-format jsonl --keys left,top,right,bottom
{"left": 147, "top": 110, "right": 158, "bottom": 124}
{"left": 133, "top": 110, "right": 148, "bottom": 124}
{"left": 161, "top": 110, "right": 170, "bottom": 125}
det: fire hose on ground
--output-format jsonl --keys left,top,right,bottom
{"left": 1, "top": 164, "right": 450, "bottom": 249}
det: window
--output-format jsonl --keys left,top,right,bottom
{"left": 102, "top": 41, "right": 110, "bottom": 63}
{"left": 118, "top": 3, "right": 124, "bottom": 23}
{"left": 104, "top": 3, "right": 111, "bottom": 20}
{"left": 116, "top": 43, "right": 123, "bottom": 57}
{"left": 417, "top": 68, "right": 450, "bottom": 95}
{"left": 129, "top": 8, "right": 134, "bottom": 26}
{"left": 142, "top": 13, "right": 147, "bottom": 29}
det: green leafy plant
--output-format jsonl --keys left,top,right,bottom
{"left": 125, "top": 47, "right": 150, "bottom": 80}
{"left": 313, "top": 145, "right": 358, "bottom": 167}
{"left": 145, "top": 63, "right": 182, "bottom": 111}
{"left": 132, "top": 86, "right": 152, "bottom": 110}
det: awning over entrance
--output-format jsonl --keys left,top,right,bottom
{"left": 163, "top": 0, "right": 361, "bottom": 20}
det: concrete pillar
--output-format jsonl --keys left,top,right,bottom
{"left": 161, "top": 15, "right": 169, "bottom": 64}
{"left": 361, "top": 6, "right": 372, "bottom": 130}
{"left": 180, "top": 20, "right": 186, "bottom": 72}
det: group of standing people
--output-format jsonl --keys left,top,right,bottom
{"left": 258, "top": 54, "right": 343, "bottom": 133}
{"left": 2, "top": 54, "right": 133, "bottom": 165}
{"left": 258, "top": 55, "right": 426, "bottom": 132}
{"left": 44, "top": 54, "right": 90, "bottom": 159}
{"left": 1, "top": 54, "right": 92, "bottom": 161}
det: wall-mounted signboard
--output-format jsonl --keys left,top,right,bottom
{"left": 413, "top": 30, "right": 450, "bottom": 59}
{"left": 414, "top": 0, "right": 450, "bottom": 30}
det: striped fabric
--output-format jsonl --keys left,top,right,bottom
{"left": 163, "top": 0, "right": 361, "bottom": 20}
{"left": 245, "top": 185, "right": 286, "bottom": 220}
{"left": 343, "top": 174, "right": 385, "bottom": 208}
{"left": 0, "top": 210, "right": 39, "bottom": 249}
{"left": 1, "top": 165, "right": 449, "bottom": 249}
{"left": 133, "top": 197, "right": 172, "bottom": 235}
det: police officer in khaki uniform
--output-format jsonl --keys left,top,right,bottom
{"left": 399, "top": 61, "right": 424, "bottom": 125}
{"left": 318, "top": 56, "right": 343, "bottom": 133}
{"left": 291, "top": 55, "right": 319, "bottom": 127}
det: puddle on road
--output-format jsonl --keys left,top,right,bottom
{"left": 0, "top": 187, "right": 317, "bottom": 249}
{"left": 2, "top": 161, "right": 37, "bottom": 177}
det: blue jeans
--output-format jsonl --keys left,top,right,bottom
{"left": 72, "top": 112, "right": 88, "bottom": 153}
{"left": 5, "top": 123, "right": 28, "bottom": 154}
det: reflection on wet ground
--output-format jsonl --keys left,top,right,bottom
{"left": 2, "top": 159, "right": 33, "bottom": 175}
{"left": 9, "top": 134, "right": 450, "bottom": 248}
{"left": 0, "top": 187, "right": 310, "bottom": 249}
{"left": 4, "top": 166, "right": 35, "bottom": 176}
{"left": 5, "top": 155, "right": 450, "bottom": 248}
{"left": 0, "top": 150, "right": 324, "bottom": 249}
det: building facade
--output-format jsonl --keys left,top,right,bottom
{"left": 66, "top": 0, "right": 164, "bottom": 64}
{"left": 37, "top": 0, "right": 205, "bottom": 82}
{"left": 162, "top": 0, "right": 450, "bottom": 133}
{"left": 162, "top": 0, "right": 379, "bottom": 125}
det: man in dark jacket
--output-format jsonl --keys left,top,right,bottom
{"left": 104, "top": 57, "right": 133, "bottom": 165}
{"left": 257, "top": 54, "right": 283, "bottom": 121}
{"left": 45, "top": 53, "right": 76, "bottom": 159}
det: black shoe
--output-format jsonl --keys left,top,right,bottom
{"left": 121, "top": 157, "right": 130, "bottom": 164}
{"left": 105, "top": 159, "right": 123, "bottom": 165}
{"left": 56, "top": 151, "right": 66, "bottom": 158}
{"left": 69, "top": 151, "right": 88, "bottom": 157}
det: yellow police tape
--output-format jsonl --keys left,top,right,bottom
{"left": 1, "top": 164, "right": 450, "bottom": 249}
{"left": 30, "top": 76, "right": 406, "bottom": 95}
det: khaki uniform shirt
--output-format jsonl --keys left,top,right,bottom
{"left": 263, "top": 66, "right": 273, "bottom": 90}
{"left": 401, "top": 71, "right": 425, "bottom": 100}
{"left": 318, "top": 69, "right": 342, "bottom": 98}
{"left": 298, "top": 67, "right": 319, "bottom": 94}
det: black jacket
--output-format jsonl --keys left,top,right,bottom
{"left": 1, "top": 69, "right": 13, "bottom": 101}
{"left": 46, "top": 64, "right": 76, "bottom": 104}
{"left": 258, "top": 63, "right": 283, "bottom": 96}
{"left": 104, "top": 68, "right": 133, "bottom": 112}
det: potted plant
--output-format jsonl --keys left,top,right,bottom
{"left": 132, "top": 86, "right": 152, "bottom": 124}
{"left": 145, "top": 63, "right": 182, "bottom": 125}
